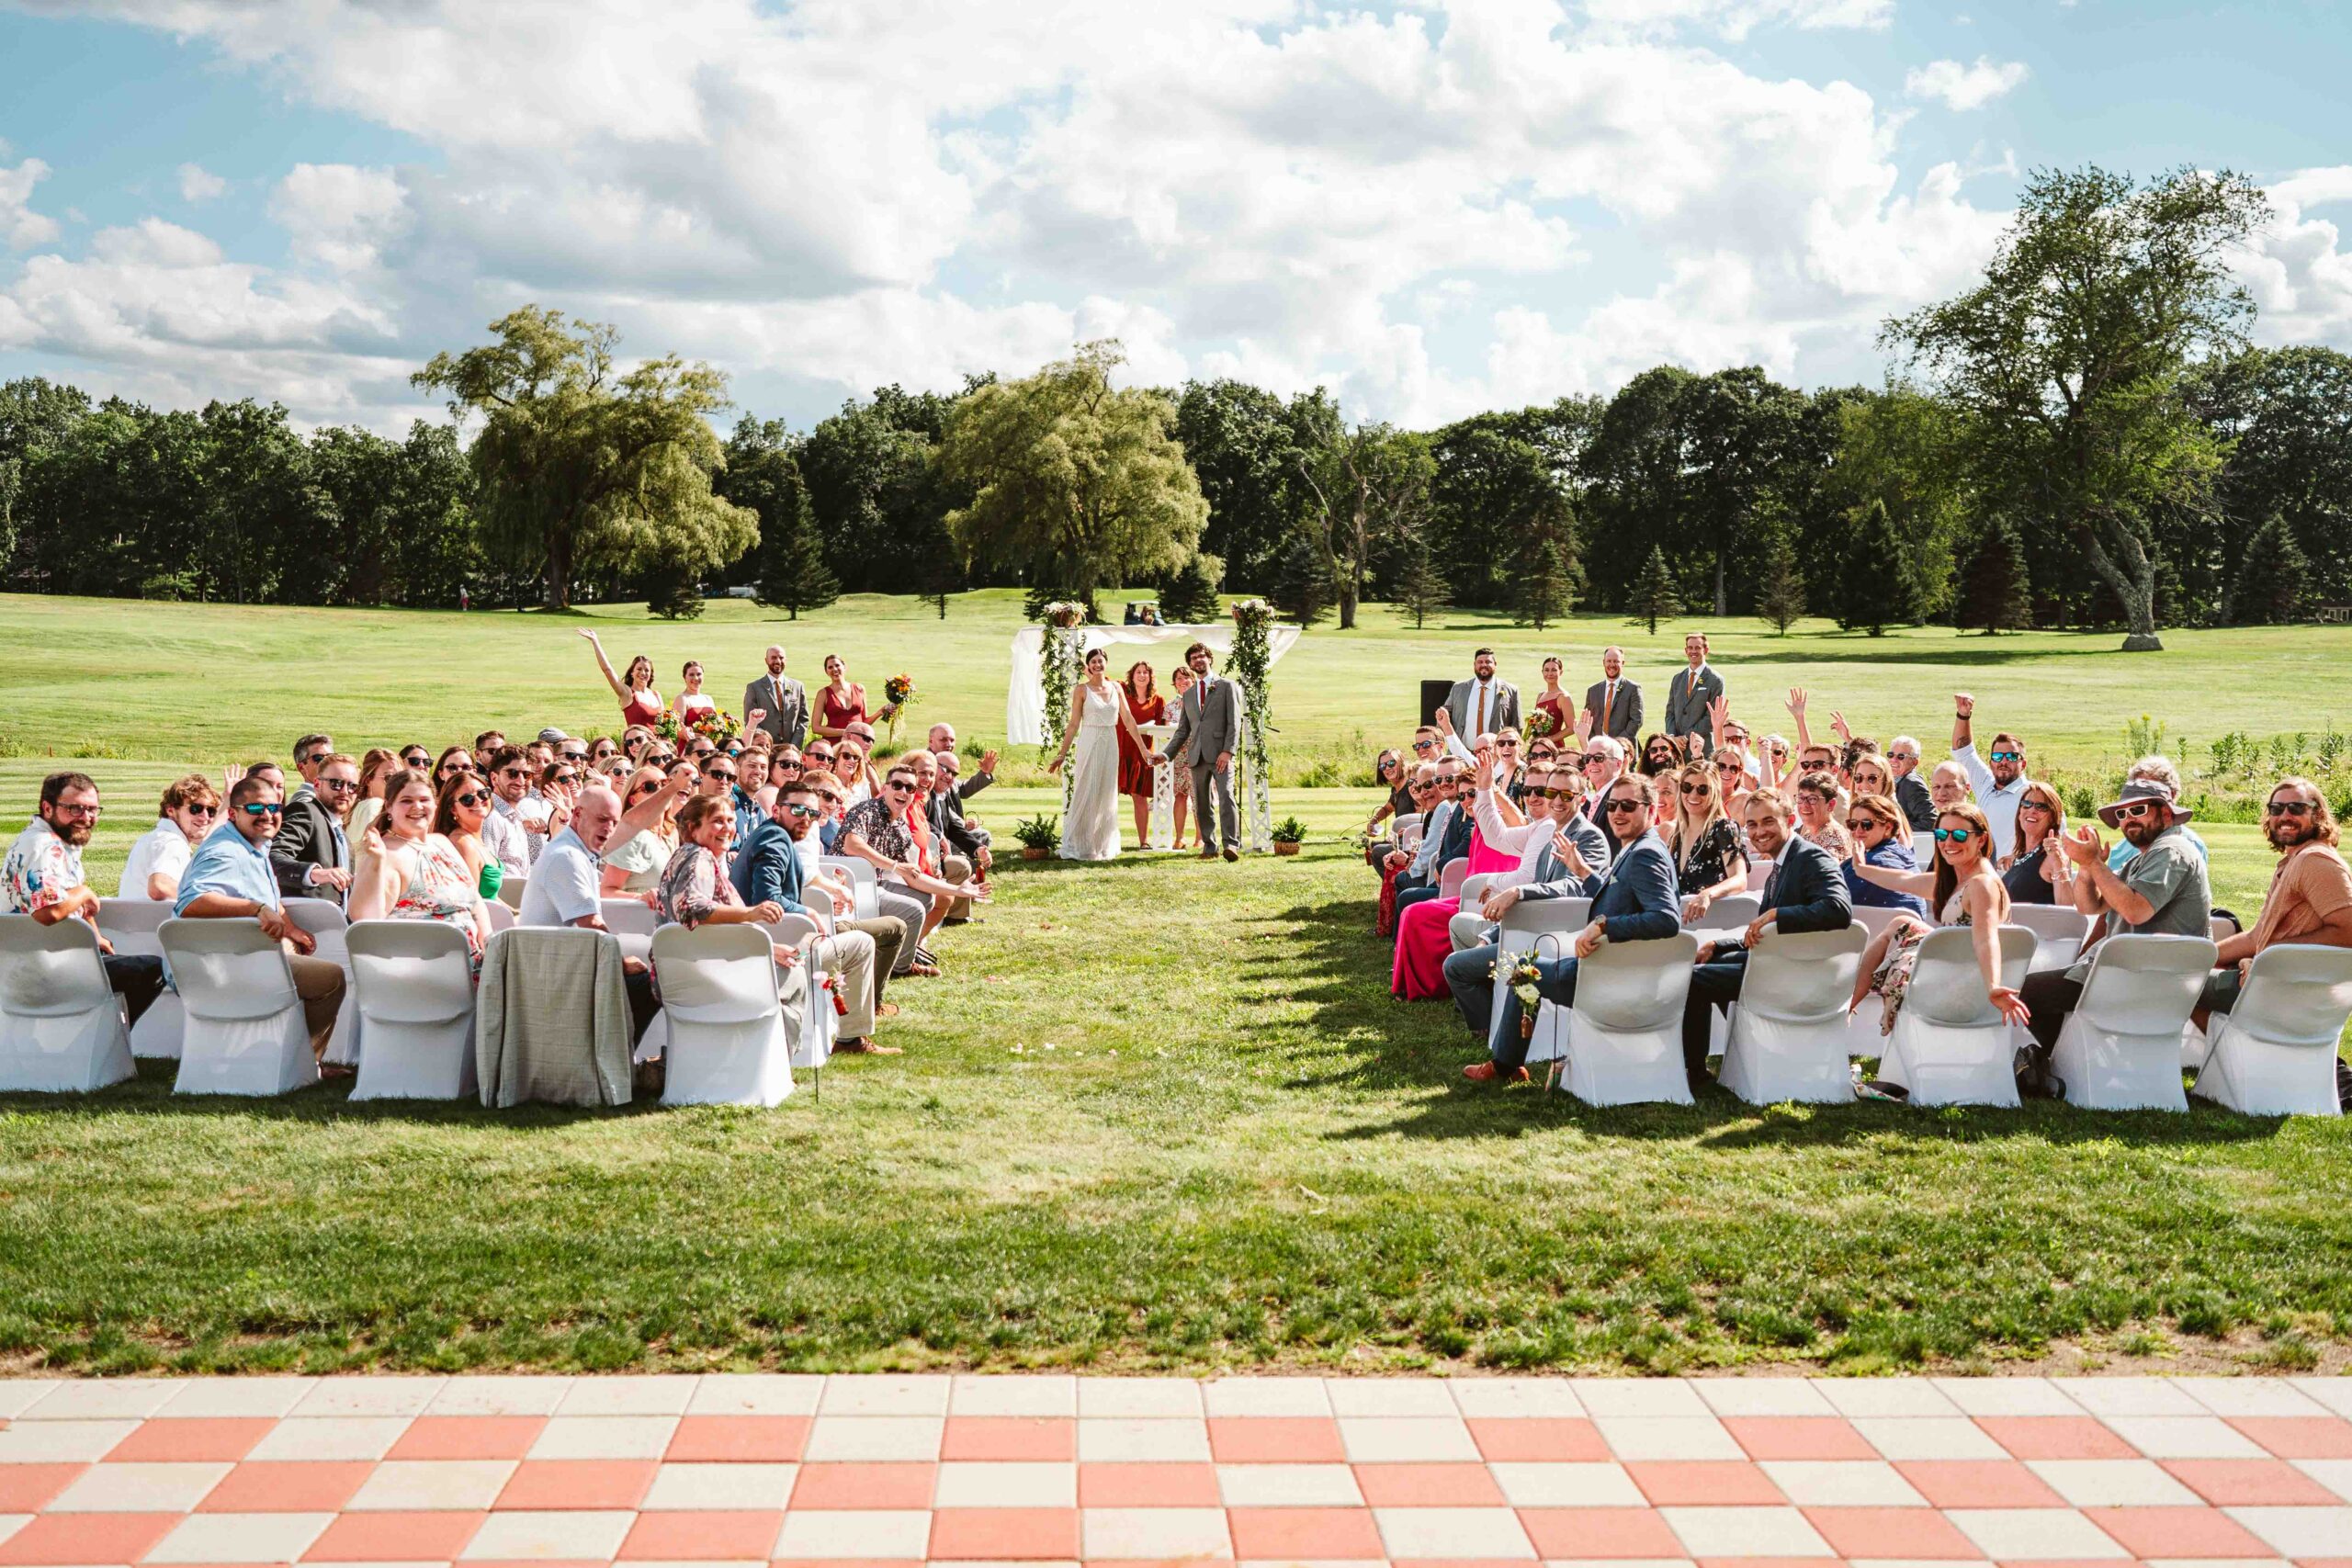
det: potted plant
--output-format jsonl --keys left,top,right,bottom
{"left": 1013, "top": 815, "right": 1060, "bottom": 861}
{"left": 1270, "top": 816, "right": 1307, "bottom": 856}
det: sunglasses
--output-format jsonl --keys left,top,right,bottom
{"left": 1521, "top": 786, "right": 1568, "bottom": 801}
{"left": 440, "top": 761, "right": 476, "bottom": 775}
{"left": 561, "top": 749, "right": 588, "bottom": 762}
{"left": 2269, "top": 799, "right": 2319, "bottom": 818}
{"left": 884, "top": 778, "right": 917, "bottom": 792}
{"left": 240, "top": 803, "right": 285, "bottom": 818}
{"left": 1715, "top": 760, "right": 1740, "bottom": 772}
{"left": 401, "top": 753, "right": 430, "bottom": 767}
{"left": 2113, "top": 802, "right": 2160, "bottom": 821}
{"left": 1410, "top": 782, "right": 1436, "bottom": 793}
{"left": 185, "top": 803, "right": 219, "bottom": 818}
{"left": 1495, "top": 739, "right": 1519, "bottom": 750}
{"left": 784, "top": 803, "right": 821, "bottom": 820}
{"left": 317, "top": 777, "right": 357, "bottom": 792}
{"left": 1848, "top": 816, "right": 1880, "bottom": 832}
{"left": 1888, "top": 752, "right": 1918, "bottom": 762}
{"left": 1933, "top": 826, "right": 1974, "bottom": 842}
{"left": 1411, "top": 739, "right": 1437, "bottom": 751}
{"left": 550, "top": 773, "right": 579, "bottom": 786}
{"left": 806, "top": 751, "right": 835, "bottom": 763}
{"left": 452, "top": 790, "right": 491, "bottom": 808}
{"left": 1989, "top": 750, "right": 2022, "bottom": 762}
{"left": 1603, "top": 797, "right": 1647, "bottom": 814}
{"left": 2019, "top": 799, "right": 2055, "bottom": 816}
{"left": 497, "top": 766, "right": 529, "bottom": 779}
{"left": 1679, "top": 784, "right": 1710, "bottom": 797}
{"left": 707, "top": 769, "right": 738, "bottom": 783}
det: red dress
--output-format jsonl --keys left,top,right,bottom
{"left": 1389, "top": 829, "right": 1522, "bottom": 999}
{"left": 621, "top": 688, "right": 663, "bottom": 728}
{"left": 1118, "top": 690, "right": 1166, "bottom": 797}
{"left": 1534, "top": 693, "right": 1572, "bottom": 741}
{"left": 819, "top": 684, "right": 868, "bottom": 733}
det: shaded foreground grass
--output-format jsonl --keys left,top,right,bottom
{"left": 4, "top": 798, "right": 2346, "bottom": 1378}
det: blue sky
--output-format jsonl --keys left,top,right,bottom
{"left": 3, "top": 0, "right": 2347, "bottom": 434}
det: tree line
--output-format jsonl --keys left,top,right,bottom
{"left": 3, "top": 166, "right": 2347, "bottom": 644}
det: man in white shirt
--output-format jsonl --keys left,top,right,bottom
{"left": 1447, "top": 756, "right": 1610, "bottom": 951}
{"left": 1950, "top": 693, "right": 2030, "bottom": 860}
{"left": 518, "top": 784, "right": 661, "bottom": 1043}
{"left": 480, "top": 746, "right": 533, "bottom": 882}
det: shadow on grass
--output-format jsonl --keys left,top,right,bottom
{"left": 1246, "top": 890, "right": 2293, "bottom": 1150}
{"left": 0, "top": 1058, "right": 680, "bottom": 1128}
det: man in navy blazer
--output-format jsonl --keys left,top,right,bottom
{"left": 1679, "top": 791, "right": 1852, "bottom": 1086}
{"left": 1458, "top": 773, "right": 1682, "bottom": 1084}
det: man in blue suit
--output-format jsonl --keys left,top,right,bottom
{"left": 1679, "top": 791, "right": 1852, "bottom": 1088}
{"left": 1453, "top": 773, "right": 1683, "bottom": 1084}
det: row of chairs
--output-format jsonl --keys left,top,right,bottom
{"left": 0, "top": 907, "right": 834, "bottom": 1108}
{"left": 1475, "top": 894, "right": 2351, "bottom": 1115}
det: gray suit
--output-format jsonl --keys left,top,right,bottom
{"left": 1443, "top": 677, "right": 1521, "bottom": 739}
{"left": 743, "top": 673, "right": 808, "bottom": 748}
{"left": 1664, "top": 664, "right": 1723, "bottom": 752}
{"left": 1167, "top": 672, "right": 1244, "bottom": 852}
{"left": 1582, "top": 678, "right": 1643, "bottom": 745}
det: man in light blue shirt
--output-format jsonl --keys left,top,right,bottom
{"left": 175, "top": 775, "right": 346, "bottom": 1059}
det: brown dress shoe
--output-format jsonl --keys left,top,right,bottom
{"left": 834, "top": 1038, "right": 903, "bottom": 1055}
{"left": 1461, "top": 1061, "right": 1529, "bottom": 1084}
{"left": 1222, "top": 846, "right": 1239, "bottom": 862}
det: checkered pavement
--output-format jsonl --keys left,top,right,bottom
{"left": 1, "top": 1373, "right": 2348, "bottom": 1565}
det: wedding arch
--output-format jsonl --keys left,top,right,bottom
{"left": 1006, "top": 614, "right": 1302, "bottom": 851}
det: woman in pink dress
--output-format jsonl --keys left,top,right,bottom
{"left": 1390, "top": 757, "right": 1525, "bottom": 999}
{"left": 581, "top": 630, "right": 662, "bottom": 728}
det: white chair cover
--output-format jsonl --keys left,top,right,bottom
{"left": 651, "top": 924, "right": 795, "bottom": 1107}
{"left": 285, "top": 898, "right": 358, "bottom": 1066}
{"left": 0, "top": 914, "right": 136, "bottom": 1092}
{"left": 1392, "top": 813, "right": 1424, "bottom": 853}
{"left": 599, "top": 898, "right": 662, "bottom": 939}
{"left": 2009, "top": 903, "right": 2094, "bottom": 975}
{"left": 760, "top": 915, "right": 833, "bottom": 1077}
{"left": 161, "top": 918, "right": 317, "bottom": 1097}
{"left": 2050, "top": 933, "right": 2216, "bottom": 1111}
{"left": 2193, "top": 943, "right": 2352, "bottom": 1117}
{"left": 483, "top": 900, "right": 516, "bottom": 933}
{"left": 1491, "top": 898, "right": 1591, "bottom": 1069}
{"left": 96, "top": 897, "right": 184, "bottom": 1058}
{"left": 1436, "top": 857, "right": 1470, "bottom": 902}
{"left": 1458, "top": 874, "right": 1501, "bottom": 915}
{"left": 1702, "top": 893, "right": 1762, "bottom": 931}
{"left": 496, "top": 875, "right": 526, "bottom": 910}
{"left": 1851, "top": 905, "right": 1908, "bottom": 941}
{"left": 1720, "top": 926, "right": 1869, "bottom": 1105}
{"left": 346, "top": 920, "right": 479, "bottom": 1101}
{"left": 1564, "top": 931, "right": 1701, "bottom": 1106}
{"left": 1874, "top": 925, "right": 2036, "bottom": 1107}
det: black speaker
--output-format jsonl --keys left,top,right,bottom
{"left": 1419, "top": 678, "right": 1453, "bottom": 732}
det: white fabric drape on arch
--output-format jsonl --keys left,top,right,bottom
{"left": 1004, "top": 623, "right": 1304, "bottom": 745}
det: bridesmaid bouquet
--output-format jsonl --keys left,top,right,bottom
{"left": 654, "top": 707, "right": 745, "bottom": 747}
{"left": 1525, "top": 709, "right": 1557, "bottom": 739}
{"left": 882, "top": 672, "right": 917, "bottom": 740}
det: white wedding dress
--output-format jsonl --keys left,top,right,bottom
{"left": 1061, "top": 683, "right": 1123, "bottom": 861}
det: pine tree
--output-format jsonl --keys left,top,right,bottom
{"left": 1837, "top": 500, "right": 1927, "bottom": 637}
{"left": 1271, "top": 532, "right": 1334, "bottom": 626}
{"left": 1754, "top": 525, "right": 1806, "bottom": 634}
{"left": 1630, "top": 545, "right": 1681, "bottom": 635}
{"left": 1395, "top": 534, "right": 1452, "bottom": 629}
{"left": 1957, "top": 518, "right": 2033, "bottom": 635}
{"left": 2233, "top": 516, "right": 2309, "bottom": 625}
{"left": 1158, "top": 552, "right": 1224, "bottom": 623}
{"left": 645, "top": 560, "right": 705, "bottom": 621}
{"left": 1513, "top": 536, "right": 1573, "bottom": 630}
{"left": 754, "top": 490, "right": 839, "bottom": 620}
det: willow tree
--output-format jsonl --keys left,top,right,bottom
{"left": 413, "top": 307, "right": 754, "bottom": 609}
{"left": 939, "top": 341, "right": 1207, "bottom": 603}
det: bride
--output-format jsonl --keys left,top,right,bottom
{"left": 1046, "top": 646, "right": 1160, "bottom": 860}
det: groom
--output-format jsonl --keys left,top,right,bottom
{"left": 1167, "top": 640, "right": 1243, "bottom": 862}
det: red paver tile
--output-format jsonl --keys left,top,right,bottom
{"left": 389, "top": 1416, "right": 548, "bottom": 1461}
{"left": 492, "top": 1459, "right": 658, "bottom": 1510}
{"left": 617, "top": 1508, "right": 784, "bottom": 1560}
{"left": 1802, "top": 1504, "right": 1982, "bottom": 1559}
{"left": 0, "top": 1511, "right": 181, "bottom": 1565}
{"left": 1464, "top": 1417, "right": 1611, "bottom": 1462}
{"left": 1225, "top": 1505, "right": 1385, "bottom": 1559}
{"left": 787, "top": 1462, "right": 937, "bottom": 1510}
{"left": 940, "top": 1417, "right": 1075, "bottom": 1462}
{"left": 302, "top": 1510, "right": 487, "bottom": 1562}
{"left": 0, "top": 1464, "right": 85, "bottom": 1513}
{"left": 772, "top": 1561, "right": 921, "bottom": 1568}
{"left": 1689, "top": 1560, "right": 1842, "bottom": 1568}
{"left": 2164, "top": 1457, "right": 2346, "bottom": 1506}
{"left": 928, "top": 1506, "right": 1081, "bottom": 1560}
{"left": 1392, "top": 1561, "right": 1553, "bottom": 1568}
{"left": 1206, "top": 1416, "right": 1346, "bottom": 1463}
{"left": 2082, "top": 1504, "right": 2276, "bottom": 1558}
{"left": 105, "top": 1416, "right": 278, "bottom": 1462}
{"left": 1623, "top": 1460, "right": 1784, "bottom": 1506}
{"left": 1516, "top": 1506, "right": 1686, "bottom": 1559}
{"left": 1720, "top": 1416, "right": 1876, "bottom": 1461}
{"left": 1975, "top": 1416, "right": 2139, "bottom": 1460}
{"left": 1074, "top": 1462, "right": 1219, "bottom": 1507}
{"left": 1351, "top": 1463, "right": 1507, "bottom": 1506}
{"left": 665, "top": 1416, "right": 809, "bottom": 1462}
{"left": 2231, "top": 1416, "right": 2352, "bottom": 1459}
{"left": 198, "top": 1461, "right": 377, "bottom": 1513}
{"left": 1894, "top": 1459, "right": 2069, "bottom": 1508}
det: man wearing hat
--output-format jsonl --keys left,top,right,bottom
{"left": 2013, "top": 778, "right": 2211, "bottom": 1098}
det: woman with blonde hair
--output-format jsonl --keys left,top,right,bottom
{"left": 604, "top": 765, "right": 683, "bottom": 893}
{"left": 1849, "top": 753, "right": 1906, "bottom": 848}
{"left": 1665, "top": 761, "right": 1747, "bottom": 921}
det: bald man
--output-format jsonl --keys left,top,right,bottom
{"left": 744, "top": 646, "right": 808, "bottom": 748}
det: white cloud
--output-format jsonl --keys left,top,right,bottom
{"left": 2236, "top": 166, "right": 2352, "bottom": 347}
{"left": 269, "top": 164, "right": 407, "bottom": 272}
{"left": 1905, "top": 56, "right": 2030, "bottom": 111}
{"left": 176, "top": 162, "right": 227, "bottom": 201}
{"left": 1581, "top": 0, "right": 1894, "bottom": 41}
{"left": 2, "top": 157, "right": 61, "bottom": 248}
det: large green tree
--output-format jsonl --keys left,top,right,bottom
{"left": 413, "top": 307, "right": 754, "bottom": 610}
{"left": 1292, "top": 413, "right": 1434, "bottom": 629}
{"left": 939, "top": 341, "right": 1207, "bottom": 603}
{"left": 719, "top": 416, "right": 839, "bottom": 619}
{"left": 2186, "top": 344, "right": 2352, "bottom": 606}
{"left": 1172, "top": 378, "right": 1306, "bottom": 592}
{"left": 1886, "top": 165, "right": 2270, "bottom": 649}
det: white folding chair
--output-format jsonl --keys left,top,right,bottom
{"left": 1874, "top": 925, "right": 2036, "bottom": 1107}
{"left": 1458, "top": 873, "right": 1502, "bottom": 914}
{"left": 0, "top": 915, "right": 136, "bottom": 1092}
{"left": 2193, "top": 944, "right": 2352, "bottom": 1117}
{"left": 483, "top": 900, "right": 515, "bottom": 933}
{"left": 1391, "top": 812, "right": 1424, "bottom": 852}
{"left": 497, "top": 875, "right": 526, "bottom": 910}
{"left": 760, "top": 915, "right": 833, "bottom": 1095}
{"left": 1563, "top": 931, "right": 1701, "bottom": 1107}
{"left": 161, "top": 918, "right": 319, "bottom": 1097}
{"left": 2211, "top": 913, "right": 2241, "bottom": 942}
{"left": 1842, "top": 905, "right": 1921, "bottom": 1059}
{"left": 1436, "top": 856, "right": 1470, "bottom": 903}
{"left": 650, "top": 924, "right": 795, "bottom": 1107}
{"left": 820, "top": 856, "right": 879, "bottom": 919}
{"left": 2048, "top": 933, "right": 2215, "bottom": 1111}
{"left": 599, "top": 897, "right": 662, "bottom": 940}
{"left": 1851, "top": 905, "right": 1908, "bottom": 941}
{"left": 346, "top": 921, "right": 479, "bottom": 1101}
{"left": 1719, "top": 926, "right": 1869, "bottom": 1105}
{"left": 96, "top": 897, "right": 183, "bottom": 1058}
{"left": 2010, "top": 903, "right": 2094, "bottom": 975}
{"left": 1702, "top": 893, "right": 1761, "bottom": 931}
{"left": 285, "top": 898, "right": 357, "bottom": 1066}
{"left": 1491, "top": 898, "right": 1590, "bottom": 1071}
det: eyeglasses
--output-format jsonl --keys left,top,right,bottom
{"left": 1603, "top": 797, "right": 1646, "bottom": 814}
{"left": 2018, "top": 800, "right": 2055, "bottom": 817}
{"left": 1932, "top": 826, "right": 1973, "bottom": 842}
{"left": 1848, "top": 816, "right": 1881, "bottom": 833}
{"left": 240, "top": 803, "right": 285, "bottom": 818}
{"left": 51, "top": 801, "right": 102, "bottom": 818}
{"left": 2269, "top": 799, "right": 2319, "bottom": 818}
{"left": 784, "top": 804, "right": 821, "bottom": 820}
{"left": 452, "top": 790, "right": 491, "bottom": 808}
{"left": 1989, "top": 750, "right": 2022, "bottom": 762}
{"left": 2113, "top": 802, "right": 2159, "bottom": 821}
{"left": 317, "top": 778, "right": 357, "bottom": 793}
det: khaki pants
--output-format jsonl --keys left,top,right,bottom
{"left": 836, "top": 915, "right": 906, "bottom": 998}
{"left": 289, "top": 954, "right": 347, "bottom": 1060}
{"left": 943, "top": 853, "right": 974, "bottom": 921}
{"left": 815, "top": 930, "right": 878, "bottom": 1038}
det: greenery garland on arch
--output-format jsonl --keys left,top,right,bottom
{"left": 1227, "top": 598, "right": 1276, "bottom": 848}
{"left": 1037, "top": 601, "right": 1088, "bottom": 758}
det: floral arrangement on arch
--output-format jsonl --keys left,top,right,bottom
{"left": 1037, "top": 604, "right": 1089, "bottom": 761}
{"left": 1227, "top": 598, "right": 1275, "bottom": 788}
{"left": 654, "top": 706, "right": 744, "bottom": 747}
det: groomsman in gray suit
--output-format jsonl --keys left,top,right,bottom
{"left": 1582, "top": 647, "right": 1643, "bottom": 745}
{"left": 1443, "top": 648, "right": 1520, "bottom": 739}
{"left": 744, "top": 646, "right": 809, "bottom": 748}
{"left": 1166, "top": 641, "right": 1244, "bottom": 862}
{"left": 1664, "top": 632, "right": 1724, "bottom": 756}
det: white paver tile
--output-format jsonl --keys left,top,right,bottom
{"left": 1571, "top": 1381, "right": 1709, "bottom": 1418}
{"left": 523, "top": 1416, "right": 680, "bottom": 1460}
{"left": 933, "top": 1461, "right": 1076, "bottom": 1508}
{"left": 1374, "top": 1506, "right": 1534, "bottom": 1559}
{"left": 0, "top": 1420, "right": 141, "bottom": 1463}
{"left": 1080, "top": 1506, "right": 1231, "bottom": 1560}
{"left": 813, "top": 1374, "right": 949, "bottom": 1417}
{"left": 1075, "top": 1379, "right": 1203, "bottom": 1418}
{"left": 1215, "top": 1463, "right": 1363, "bottom": 1506}
{"left": 288, "top": 1379, "right": 446, "bottom": 1418}
{"left": 247, "top": 1417, "right": 413, "bottom": 1462}
{"left": 48, "top": 1462, "right": 232, "bottom": 1513}
{"left": 1202, "top": 1379, "right": 1330, "bottom": 1417}
{"left": 1758, "top": 1459, "right": 1927, "bottom": 1507}
{"left": 345, "top": 1461, "right": 516, "bottom": 1512}
{"left": 423, "top": 1378, "right": 571, "bottom": 1417}
{"left": 0, "top": 1383, "right": 60, "bottom": 1420}
{"left": 2102, "top": 1415, "right": 2268, "bottom": 1459}
{"left": 1075, "top": 1418, "right": 1210, "bottom": 1463}
{"left": 947, "top": 1375, "right": 1075, "bottom": 1416}
{"left": 1661, "top": 1504, "right": 1833, "bottom": 1557}
{"left": 2224, "top": 1504, "right": 2352, "bottom": 1556}
{"left": 639, "top": 1461, "right": 797, "bottom": 1510}
{"left": 684, "top": 1374, "right": 824, "bottom": 1416}
{"left": 145, "top": 1510, "right": 333, "bottom": 1563}
{"left": 2026, "top": 1458, "right": 2203, "bottom": 1506}
{"left": 1851, "top": 1416, "right": 2007, "bottom": 1461}
{"left": 160, "top": 1381, "right": 318, "bottom": 1419}
{"left": 1691, "top": 1381, "right": 1837, "bottom": 1418}
{"left": 1326, "top": 1381, "right": 1456, "bottom": 1417}
{"left": 458, "top": 1508, "right": 634, "bottom": 1560}
{"left": 20, "top": 1382, "right": 185, "bottom": 1421}
{"left": 1590, "top": 1416, "right": 1742, "bottom": 1461}
{"left": 2063, "top": 1378, "right": 2207, "bottom": 1417}
{"left": 799, "top": 1416, "right": 944, "bottom": 1462}
{"left": 1809, "top": 1380, "right": 1962, "bottom": 1418}
{"left": 1928, "top": 1376, "right": 2083, "bottom": 1417}
{"left": 771, "top": 1508, "right": 934, "bottom": 1559}
{"left": 1488, "top": 1462, "right": 1644, "bottom": 1507}
{"left": 1449, "top": 1379, "right": 1587, "bottom": 1418}
{"left": 553, "top": 1376, "right": 697, "bottom": 1416}
{"left": 2293, "top": 1457, "right": 2352, "bottom": 1502}
{"left": 1949, "top": 1506, "right": 2130, "bottom": 1559}
{"left": 2172, "top": 1378, "right": 2331, "bottom": 1418}
{"left": 1336, "top": 1417, "right": 1479, "bottom": 1462}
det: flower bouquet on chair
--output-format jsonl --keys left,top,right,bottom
{"left": 1491, "top": 949, "right": 1544, "bottom": 1040}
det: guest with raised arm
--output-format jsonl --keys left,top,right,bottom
{"left": 581, "top": 629, "right": 664, "bottom": 729}
{"left": 1950, "top": 693, "right": 2030, "bottom": 861}
{"left": 1841, "top": 795, "right": 1929, "bottom": 919}
{"left": 351, "top": 769, "right": 492, "bottom": 968}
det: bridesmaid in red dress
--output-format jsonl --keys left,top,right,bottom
{"left": 581, "top": 631, "right": 663, "bottom": 728}
{"left": 814, "top": 654, "right": 870, "bottom": 739}
{"left": 1533, "top": 656, "right": 1574, "bottom": 742}
{"left": 1117, "top": 661, "right": 1168, "bottom": 848}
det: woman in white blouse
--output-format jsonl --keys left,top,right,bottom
{"left": 119, "top": 773, "right": 221, "bottom": 900}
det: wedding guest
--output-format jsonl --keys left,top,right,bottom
{"left": 1664, "top": 761, "right": 1747, "bottom": 920}
{"left": 839, "top": 761, "right": 976, "bottom": 972}
{"left": 175, "top": 775, "right": 346, "bottom": 1058}
{"left": 814, "top": 654, "right": 871, "bottom": 739}
{"left": 1638, "top": 733, "right": 1680, "bottom": 778}
{"left": 352, "top": 770, "right": 492, "bottom": 967}
{"left": 581, "top": 629, "right": 664, "bottom": 729}
{"left": 1950, "top": 693, "right": 2030, "bottom": 860}
{"left": 1792, "top": 771, "right": 1854, "bottom": 864}
{"left": 400, "top": 743, "right": 434, "bottom": 773}
{"left": 1442, "top": 647, "right": 1519, "bottom": 739}
{"left": 1849, "top": 754, "right": 1906, "bottom": 847}
{"left": 517, "top": 783, "right": 662, "bottom": 1043}
{"left": 1712, "top": 748, "right": 1754, "bottom": 832}
{"left": 471, "top": 730, "right": 506, "bottom": 771}
{"left": 434, "top": 770, "right": 498, "bottom": 891}
{"left": 1928, "top": 760, "right": 1971, "bottom": 818}
{"left": 432, "top": 746, "right": 476, "bottom": 793}
{"left": 3, "top": 772, "right": 166, "bottom": 1025}
{"left": 1366, "top": 750, "right": 1412, "bottom": 838}
{"left": 928, "top": 751, "right": 990, "bottom": 919}
{"left": 1118, "top": 660, "right": 1168, "bottom": 850}
{"left": 603, "top": 767, "right": 682, "bottom": 893}
{"left": 730, "top": 782, "right": 891, "bottom": 1055}
{"left": 1842, "top": 794, "right": 1929, "bottom": 919}
{"left": 2001, "top": 781, "right": 2073, "bottom": 906}
{"left": 2106, "top": 756, "right": 2210, "bottom": 871}
{"left": 479, "top": 745, "right": 533, "bottom": 882}
{"left": 1886, "top": 735, "right": 1935, "bottom": 832}
{"left": 272, "top": 751, "right": 359, "bottom": 905}
{"left": 657, "top": 795, "right": 796, "bottom": 954}
{"left": 1577, "top": 737, "right": 1629, "bottom": 857}
{"left": 349, "top": 749, "right": 400, "bottom": 845}
{"left": 2199, "top": 778, "right": 2352, "bottom": 1028}
{"left": 119, "top": 773, "right": 221, "bottom": 901}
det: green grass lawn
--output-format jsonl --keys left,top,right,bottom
{"left": 3, "top": 595, "right": 2349, "bottom": 1379}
